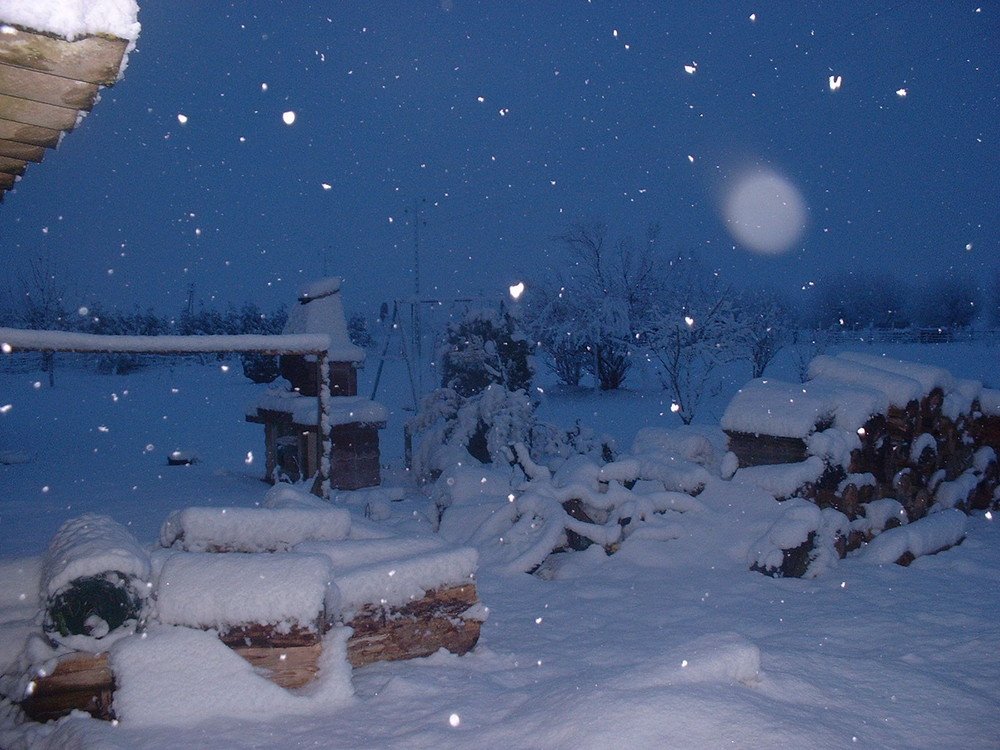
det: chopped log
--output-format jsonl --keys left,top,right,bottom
{"left": 217, "top": 623, "right": 324, "bottom": 649}
{"left": 18, "top": 652, "right": 113, "bottom": 722}
{"left": 725, "top": 430, "right": 807, "bottom": 469}
{"left": 229, "top": 643, "right": 324, "bottom": 690}
{"left": 345, "top": 584, "right": 481, "bottom": 668}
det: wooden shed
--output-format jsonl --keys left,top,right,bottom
{"left": 247, "top": 278, "right": 386, "bottom": 493}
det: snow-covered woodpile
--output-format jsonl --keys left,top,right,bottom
{"left": 724, "top": 352, "right": 999, "bottom": 576}
{"left": 246, "top": 278, "right": 387, "bottom": 493}
{"left": 10, "top": 491, "right": 483, "bottom": 723}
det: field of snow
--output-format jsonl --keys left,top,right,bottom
{"left": 1, "top": 341, "right": 999, "bottom": 748}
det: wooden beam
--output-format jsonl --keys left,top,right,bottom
{"left": 0, "top": 171, "right": 16, "bottom": 189}
{"left": 0, "top": 118, "right": 59, "bottom": 147}
{"left": 0, "top": 92, "right": 78, "bottom": 131}
{"left": 0, "top": 137, "right": 44, "bottom": 161}
{"left": 0, "top": 154, "right": 26, "bottom": 175}
{"left": 0, "top": 27, "right": 127, "bottom": 86}
{"left": 0, "top": 62, "right": 100, "bottom": 109}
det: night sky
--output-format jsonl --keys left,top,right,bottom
{"left": 2, "top": 1, "right": 996, "bottom": 315}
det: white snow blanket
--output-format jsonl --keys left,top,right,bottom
{"left": 721, "top": 378, "right": 886, "bottom": 438}
{"left": 109, "top": 625, "right": 353, "bottom": 727}
{"left": 808, "top": 354, "right": 923, "bottom": 407}
{"left": 159, "top": 506, "right": 351, "bottom": 553}
{"left": 154, "top": 552, "right": 338, "bottom": 633}
{"left": 40, "top": 514, "right": 151, "bottom": 603}
{"left": 857, "top": 509, "right": 967, "bottom": 564}
{"left": 295, "top": 539, "right": 478, "bottom": 615}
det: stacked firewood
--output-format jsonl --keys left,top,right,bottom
{"left": 725, "top": 353, "right": 999, "bottom": 570}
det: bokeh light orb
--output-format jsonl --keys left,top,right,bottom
{"left": 722, "top": 170, "right": 806, "bottom": 255}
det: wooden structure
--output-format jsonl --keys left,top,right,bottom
{"left": 246, "top": 279, "right": 386, "bottom": 493}
{"left": 0, "top": 327, "right": 339, "bottom": 496}
{"left": 0, "top": 23, "right": 131, "bottom": 200}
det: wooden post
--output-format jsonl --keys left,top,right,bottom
{"left": 318, "top": 352, "right": 332, "bottom": 500}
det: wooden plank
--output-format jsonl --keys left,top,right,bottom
{"left": 0, "top": 61, "right": 100, "bottom": 109}
{"left": 0, "top": 117, "right": 59, "bottom": 147}
{"left": 0, "top": 171, "right": 15, "bottom": 189}
{"left": 0, "top": 154, "right": 26, "bottom": 174}
{"left": 0, "top": 136, "right": 44, "bottom": 161}
{"left": 18, "top": 652, "right": 114, "bottom": 722}
{"left": 0, "top": 27, "right": 127, "bottom": 86}
{"left": 0, "top": 91, "right": 78, "bottom": 131}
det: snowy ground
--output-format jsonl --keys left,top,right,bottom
{"left": 1, "top": 342, "right": 999, "bottom": 748}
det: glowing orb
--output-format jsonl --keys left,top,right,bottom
{"left": 722, "top": 170, "right": 806, "bottom": 255}
{"left": 509, "top": 281, "right": 525, "bottom": 300}
{"left": 282, "top": 110, "right": 296, "bottom": 125}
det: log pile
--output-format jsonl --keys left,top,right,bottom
{"left": 10, "top": 504, "right": 483, "bottom": 723}
{"left": 724, "top": 353, "right": 999, "bottom": 575}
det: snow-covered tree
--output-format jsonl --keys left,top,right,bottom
{"left": 439, "top": 305, "right": 533, "bottom": 398}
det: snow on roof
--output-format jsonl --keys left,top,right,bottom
{"left": 250, "top": 391, "right": 388, "bottom": 427}
{"left": 159, "top": 506, "right": 352, "bottom": 553}
{"left": 0, "top": 328, "right": 330, "bottom": 355}
{"left": 0, "top": 0, "right": 140, "bottom": 43}
{"left": 154, "top": 552, "right": 338, "bottom": 632}
{"left": 721, "top": 378, "right": 886, "bottom": 439}
{"left": 836, "top": 352, "right": 955, "bottom": 397}
{"left": 283, "top": 278, "right": 365, "bottom": 363}
{"left": 40, "top": 513, "right": 150, "bottom": 601}
{"left": 296, "top": 539, "right": 478, "bottom": 613}
{"left": 807, "top": 354, "right": 923, "bottom": 407}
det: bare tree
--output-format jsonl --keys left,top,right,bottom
{"left": 644, "top": 254, "right": 738, "bottom": 424}
{"left": 18, "top": 256, "right": 73, "bottom": 386}
{"left": 733, "top": 289, "right": 789, "bottom": 378}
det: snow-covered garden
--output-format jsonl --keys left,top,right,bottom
{"left": 1, "top": 335, "right": 999, "bottom": 749}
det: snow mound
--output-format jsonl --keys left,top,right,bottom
{"left": 159, "top": 506, "right": 351, "bottom": 553}
{"left": 612, "top": 633, "right": 762, "bottom": 688}
{"left": 109, "top": 624, "right": 353, "bottom": 727}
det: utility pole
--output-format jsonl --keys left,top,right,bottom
{"left": 410, "top": 197, "right": 426, "bottom": 393}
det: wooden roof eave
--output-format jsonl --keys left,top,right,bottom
{"left": 0, "top": 23, "right": 131, "bottom": 201}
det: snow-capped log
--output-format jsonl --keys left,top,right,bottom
{"left": 154, "top": 552, "right": 338, "bottom": 643}
{"left": 726, "top": 353, "right": 999, "bottom": 532}
{"left": 159, "top": 506, "right": 352, "bottom": 553}
{"left": 857, "top": 508, "right": 967, "bottom": 566}
{"left": 40, "top": 514, "right": 152, "bottom": 652}
{"left": 296, "top": 539, "right": 483, "bottom": 667}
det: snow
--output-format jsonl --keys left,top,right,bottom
{"left": 733, "top": 456, "right": 826, "bottom": 500}
{"left": 154, "top": 552, "right": 337, "bottom": 633}
{"left": 109, "top": 624, "right": 353, "bottom": 728}
{"left": 0, "top": 0, "right": 140, "bottom": 43}
{"left": 807, "top": 354, "right": 923, "bottom": 407}
{"left": 295, "top": 540, "right": 478, "bottom": 614}
{"left": 159, "top": 506, "right": 351, "bottom": 552}
{"left": 283, "top": 278, "right": 365, "bottom": 363}
{"left": 2, "top": 342, "right": 1000, "bottom": 747}
{"left": 837, "top": 351, "right": 955, "bottom": 398}
{"left": 250, "top": 391, "right": 388, "bottom": 427}
{"left": 720, "top": 377, "right": 885, "bottom": 438}
{"left": 857, "top": 509, "right": 967, "bottom": 565}
{"left": 40, "top": 514, "right": 150, "bottom": 602}
{"left": 0, "top": 328, "right": 330, "bottom": 355}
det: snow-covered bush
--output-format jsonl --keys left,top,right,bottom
{"left": 439, "top": 306, "right": 533, "bottom": 398}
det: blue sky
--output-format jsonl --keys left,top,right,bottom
{"left": 2, "top": 1, "right": 996, "bottom": 315}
